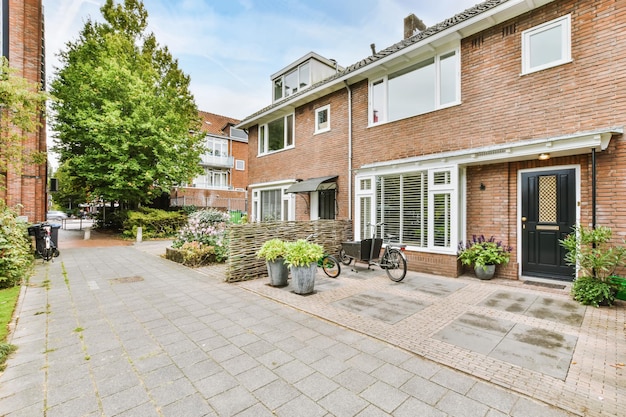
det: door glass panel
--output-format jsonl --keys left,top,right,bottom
{"left": 539, "top": 175, "right": 557, "bottom": 223}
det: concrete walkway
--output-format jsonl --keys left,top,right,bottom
{"left": 0, "top": 232, "right": 623, "bottom": 416}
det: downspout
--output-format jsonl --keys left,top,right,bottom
{"left": 591, "top": 148, "right": 597, "bottom": 279}
{"left": 344, "top": 80, "right": 352, "bottom": 221}
{"left": 592, "top": 148, "right": 596, "bottom": 229}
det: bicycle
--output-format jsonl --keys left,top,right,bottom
{"left": 339, "top": 222, "right": 408, "bottom": 282}
{"left": 305, "top": 234, "right": 341, "bottom": 278}
{"left": 36, "top": 222, "right": 60, "bottom": 262}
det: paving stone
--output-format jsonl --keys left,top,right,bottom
{"left": 159, "top": 393, "right": 215, "bottom": 417}
{"left": 393, "top": 397, "right": 447, "bottom": 417}
{"left": 345, "top": 352, "right": 385, "bottom": 374}
{"left": 253, "top": 379, "right": 301, "bottom": 411}
{"left": 436, "top": 390, "right": 491, "bottom": 417}
{"left": 430, "top": 367, "right": 478, "bottom": 395}
{"left": 317, "top": 386, "right": 369, "bottom": 417}
{"left": 400, "top": 375, "right": 448, "bottom": 405}
{"left": 207, "top": 385, "right": 258, "bottom": 416}
{"left": 150, "top": 378, "right": 197, "bottom": 407}
{"left": 195, "top": 371, "right": 238, "bottom": 399}
{"left": 274, "top": 393, "right": 327, "bottom": 417}
{"left": 235, "top": 365, "right": 278, "bottom": 392}
{"left": 101, "top": 385, "right": 151, "bottom": 417}
{"left": 360, "top": 380, "right": 410, "bottom": 413}
{"left": 333, "top": 368, "right": 377, "bottom": 394}
{"left": 294, "top": 371, "right": 340, "bottom": 401}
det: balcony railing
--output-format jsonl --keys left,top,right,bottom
{"left": 200, "top": 155, "right": 234, "bottom": 168}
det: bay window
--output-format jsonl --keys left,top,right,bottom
{"left": 358, "top": 166, "right": 458, "bottom": 252}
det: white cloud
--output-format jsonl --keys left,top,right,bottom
{"left": 44, "top": 0, "right": 480, "bottom": 118}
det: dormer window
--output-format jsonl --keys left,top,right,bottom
{"left": 274, "top": 62, "right": 310, "bottom": 101}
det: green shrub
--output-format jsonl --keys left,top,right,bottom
{"left": 178, "top": 241, "right": 216, "bottom": 267}
{"left": 122, "top": 208, "right": 187, "bottom": 239}
{"left": 172, "top": 208, "right": 230, "bottom": 262}
{"left": 94, "top": 208, "right": 128, "bottom": 231}
{"left": 571, "top": 276, "right": 616, "bottom": 307}
{"left": 284, "top": 239, "right": 324, "bottom": 267}
{"left": 0, "top": 203, "right": 34, "bottom": 288}
{"left": 560, "top": 225, "right": 626, "bottom": 281}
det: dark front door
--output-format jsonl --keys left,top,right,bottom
{"left": 319, "top": 190, "right": 336, "bottom": 219}
{"left": 521, "top": 169, "right": 576, "bottom": 281}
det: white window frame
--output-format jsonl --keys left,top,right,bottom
{"left": 427, "top": 167, "right": 458, "bottom": 251}
{"left": 258, "top": 114, "right": 295, "bottom": 155}
{"left": 355, "top": 165, "right": 459, "bottom": 254}
{"left": 273, "top": 62, "right": 311, "bottom": 102}
{"left": 192, "top": 168, "right": 229, "bottom": 190}
{"left": 368, "top": 47, "right": 460, "bottom": 126}
{"left": 314, "top": 105, "right": 330, "bottom": 134}
{"left": 251, "top": 186, "right": 294, "bottom": 222}
{"left": 235, "top": 159, "right": 245, "bottom": 171}
{"left": 521, "top": 14, "right": 572, "bottom": 75}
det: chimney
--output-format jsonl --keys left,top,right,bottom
{"left": 404, "top": 14, "right": 426, "bottom": 39}
{"left": 370, "top": 43, "right": 376, "bottom": 55}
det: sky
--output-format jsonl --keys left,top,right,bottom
{"left": 43, "top": 0, "right": 481, "bottom": 121}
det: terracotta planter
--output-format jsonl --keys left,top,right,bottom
{"left": 474, "top": 264, "right": 496, "bottom": 280}
{"left": 267, "top": 258, "right": 289, "bottom": 287}
{"left": 291, "top": 262, "right": 317, "bottom": 295}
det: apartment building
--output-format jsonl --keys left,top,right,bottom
{"left": 171, "top": 111, "right": 248, "bottom": 213}
{"left": 0, "top": 0, "right": 47, "bottom": 222}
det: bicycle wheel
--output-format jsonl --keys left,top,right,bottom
{"left": 339, "top": 248, "right": 352, "bottom": 265}
{"left": 384, "top": 249, "right": 407, "bottom": 282}
{"left": 321, "top": 255, "right": 341, "bottom": 278}
{"left": 43, "top": 247, "right": 53, "bottom": 262}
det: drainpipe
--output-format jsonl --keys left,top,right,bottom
{"left": 592, "top": 148, "right": 596, "bottom": 229}
{"left": 344, "top": 80, "right": 353, "bottom": 221}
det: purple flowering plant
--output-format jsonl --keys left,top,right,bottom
{"left": 173, "top": 209, "right": 230, "bottom": 262}
{"left": 458, "top": 235, "right": 512, "bottom": 271}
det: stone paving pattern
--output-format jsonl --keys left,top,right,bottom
{"left": 0, "top": 236, "right": 622, "bottom": 416}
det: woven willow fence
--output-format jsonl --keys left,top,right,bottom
{"left": 226, "top": 220, "right": 352, "bottom": 282}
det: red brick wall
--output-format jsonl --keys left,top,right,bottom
{"left": 231, "top": 140, "right": 248, "bottom": 190}
{"left": 246, "top": 0, "right": 626, "bottom": 279}
{"left": 248, "top": 88, "right": 351, "bottom": 220}
{"left": 1, "top": 0, "right": 46, "bottom": 222}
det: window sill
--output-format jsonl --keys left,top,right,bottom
{"left": 520, "top": 59, "right": 572, "bottom": 76}
{"left": 314, "top": 128, "right": 331, "bottom": 135}
{"left": 367, "top": 101, "right": 462, "bottom": 128}
{"left": 257, "top": 145, "right": 295, "bottom": 157}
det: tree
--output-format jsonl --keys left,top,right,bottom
{"left": 50, "top": 0, "right": 204, "bottom": 207}
{"left": 0, "top": 57, "right": 49, "bottom": 194}
{"left": 50, "top": 161, "right": 89, "bottom": 213}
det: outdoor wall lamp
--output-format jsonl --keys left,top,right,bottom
{"left": 538, "top": 153, "right": 551, "bottom": 160}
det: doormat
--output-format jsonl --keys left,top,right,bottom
{"left": 523, "top": 280, "right": 566, "bottom": 290}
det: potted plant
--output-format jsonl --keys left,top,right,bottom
{"left": 284, "top": 239, "right": 324, "bottom": 295}
{"left": 458, "top": 235, "right": 511, "bottom": 280}
{"left": 257, "top": 238, "right": 289, "bottom": 287}
{"left": 560, "top": 225, "right": 626, "bottom": 306}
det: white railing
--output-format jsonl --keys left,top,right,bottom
{"left": 200, "top": 155, "right": 234, "bottom": 168}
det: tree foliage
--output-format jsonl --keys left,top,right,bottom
{"left": 50, "top": 0, "right": 204, "bottom": 206}
{"left": 50, "top": 161, "right": 89, "bottom": 212}
{"left": 0, "top": 57, "right": 49, "bottom": 193}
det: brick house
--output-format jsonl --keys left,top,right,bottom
{"left": 0, "top": 0, "right": 47, "bottom": 222}
{"left": 237, "top": 0, "right": 626, "bottom": 282}
{"left": 170, "top": 111, "right": 248, "bottom": 213}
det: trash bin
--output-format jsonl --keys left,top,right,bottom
{"left": 28, "top": 222, "right": 60, "bottom": 257}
